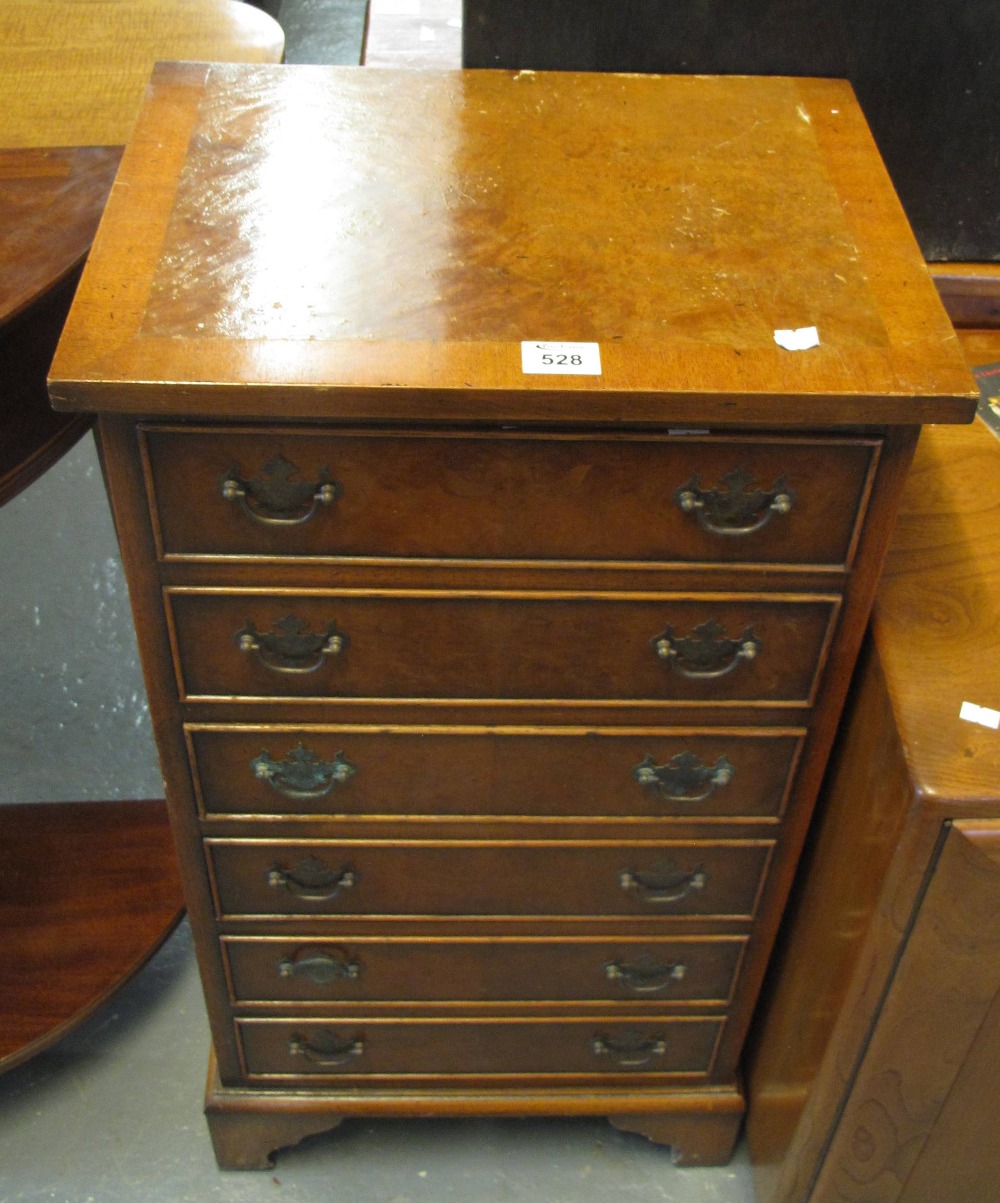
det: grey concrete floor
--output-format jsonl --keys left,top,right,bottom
{"left": 1, "top": 2, "right": 755, "bottom": 1197}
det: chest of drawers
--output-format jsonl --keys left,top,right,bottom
{"left": 48, "top": 64, "right": 975, "bottom": 1170}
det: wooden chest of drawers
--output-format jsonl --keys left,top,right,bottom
{"left": 48, "top": 64, "right": 975, "bottom": 1169}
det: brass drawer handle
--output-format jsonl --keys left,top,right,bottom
{"left": 653, "top": 620, "right": 762, "bottom": 679}
{"left": 633, "top": 751, "right": 735, "bottom": 803}
{"left": 591, "top": 1031, "right": 668, "bottom": 1068}
{"left": 252, "top": 744, "right": 356, "bottom": 800}
{"left": 278, "top": 949, "right": 363, "bottom": 985}
{"left": 675, "top": 468, "right": 793, "bottom": 536}
{"left": 220, "top": 455, "right": 341, "bottom": 526}
{"left": 266, "top": 856, "right": 356, "bottom": 902}
{"left": 604, "top": 956, "right": 688, "bottom": 994}
{"left": 287, "top": 1030, "right": 364, "bottom": 1067}
{"left": 235, "top": 616, "right": 347, "bottom": 674}
{"left": 620, "top": 859, "right": 708, "bottom": 905}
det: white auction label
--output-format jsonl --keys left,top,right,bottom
{"left": 521, "top": 341, "right": 602, "bottom": 375}
{"left": 774, "top": 326, "right": 820, "bottom": 351}
{"left": 959, "top": 700, "right": 1000, "bottom": 730}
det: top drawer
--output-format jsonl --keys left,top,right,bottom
{"left": 140, "top": 427, "right": 879, "bottom": 568}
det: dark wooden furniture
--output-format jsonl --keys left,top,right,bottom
{"left": 49, "top": 64, "right": 974, "bottom": 1170}
{"left": 0, "top": 147, "right": 122, "bottom": 504}
{"left": 0, "top": 801, "right": 184, "bottom": 1073}
{"left": 462, "top": 0, "right": 1000, "bottom": 263}
{"left": 746, "top": 323, "right": 1000, "bottom": 1202}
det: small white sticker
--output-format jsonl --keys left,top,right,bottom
{"left": 774, "top": 326, "right": 820, "bottom": 351}
{"left": 960, "top": 701, "right": 1000, "bottom": 730}
{"left": 419, "top": 24, "right": 436, "bottom": 40}
{"left": 521, "top": 341, "right": 602, "bottom": 375}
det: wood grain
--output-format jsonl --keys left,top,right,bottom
{"left": 205, "top": 837, "right": 774, "bottom": 922}
{"left": 746, "top": 324, "right": 1000, "bottom": 1202}
{"left": 0, "top": 0, "right": 283, "bottom": 150}
{"left": 221, "top": 932, "right": 747, "bottom": 1006}
{"left": 0, "top": 146, "right": 122, "bottom": 324}
{"left": 57, "top": 72, "right": 975, "bottom": 1169}
{"left": 49, "top": 65, "right": 975, "bottom": 425}
{"left": 185, "top": 723, "right": 803, "bottom": 821}
{"left": 236, "top": 1014, "right": 724, "bottom": 1079}
{"left": 140, "top": 427, "right": 879, "bottom": 568}
{"left": 0, "top": 800, "right": 183, "bottom": 1074}
{"left": 810, "top": 822, "right": 1000, "bottom": 1202}
{"left": 165, "top": 588, "right": 839, "bottom": 706}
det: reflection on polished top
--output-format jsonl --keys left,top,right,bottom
{"left": 50, "top": 63, "right": 975, "bottom": 425}
{"left": 144, "top": 69, "right": 879, "bottom": 347}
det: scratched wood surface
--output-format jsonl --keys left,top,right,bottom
{"left": 50, "top": 65, "right": 974, "bottom": 425}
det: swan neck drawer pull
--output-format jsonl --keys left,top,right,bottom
{"left": 675, "top": 468, "right": 793, "bottom": 536}
{"left": 236, "top": 616, "right": 347, "bottom": 673}
{"left": 653, "top": 620, "right": 762, "bottom": 679}
{"left": 604, "top": 956, "right": 688, "bottom": 994}
{"left": 591, "top": 1031, "right": 668, "bottom": 1068}
{"left": 633, "top": 751, "right": 735, "bottom": 802}
{"left": 220, "top": 455, "right": 340, "bottom": 526}
{"left": 266, "top": 857, "right": 356, "bottom": 902}
{"left": 287, "top": 1030, "right": 364, "bottom": 1067}
{"left": 278, "top": 949, "right": 363, "bottom": 985}
{"left": 252, "top": 745, "right": 356, "bottom": 799}
{"left": 620, "top": 859, "right": 708, "bottom": 905}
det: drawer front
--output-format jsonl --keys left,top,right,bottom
{"left": 168, "top": 590, "right": 838, "bottom": 705}
{"left": 142, "top": 427, "right": 877, "bottom": 567}
{"left": 188, "top": 725, "right": 802, "bottom": 820}
{"left": 223, "top": 934, "right": 747, "bottom": 1005}
{"left": 206, "top": 838, "right": 774, "bottom": 919}
{"left": 237, "top": 1016, "right": 724, "bottom": 1078}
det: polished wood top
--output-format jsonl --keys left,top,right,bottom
{"left": 0, "top": 800, "right": 183, "bottom": 1075}
{"left": 872, "top": 329, "right": 1000, "bottom": 802}
{"left": 0, "top": 0, "right": 284, "bottom": 150}
{"left": 0, "top": 146, "right": 122, "bottom": 324}
{"left": 50, "top": 64, "right": 975, "bottom": 425}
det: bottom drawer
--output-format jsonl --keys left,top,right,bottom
{"left": 237, "top": 1016, "right": 723, "bottom": 1079}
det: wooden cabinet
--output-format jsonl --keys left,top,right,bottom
{"left": 48, "top": 64, "right": 974, "bottom": 1170}
{"left": 746, "top": 330, "right": 1000, "bottom": 1202}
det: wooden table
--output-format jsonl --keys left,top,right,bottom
{"left": 746, "top": 312, "right": 1000, "bottom": 1201}
{"left": 0, "top": 801, "right": 185, "bottom": 1074}
{"left": 0, "top": 0, "right": 284, "bottom": 502}
{"left": 49, "top": 64, "right": 974, "bottom": 1169}
{"left": 0, "top": 0, "right": 282, "bottom": 1074}
{"left": 0, "top": 0, "right": 285, "bottom": 149}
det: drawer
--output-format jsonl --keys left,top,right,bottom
{"left": 141, "top": 426, "right": 878, "bottom": 568}
{"left": 188, "top": 724, "right": 803, "bottom": 820}
{"left": 236, "top": 1015, "right": 724, "bottom": 1079}
{"left": 223, "top": 934, "right": 747, "bottom": 1005}
{"left": 206, "top": 838, "right": 774, "bottom": 920}
{"left": 168, "top": 589, "right": 839, "bottom": 706}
